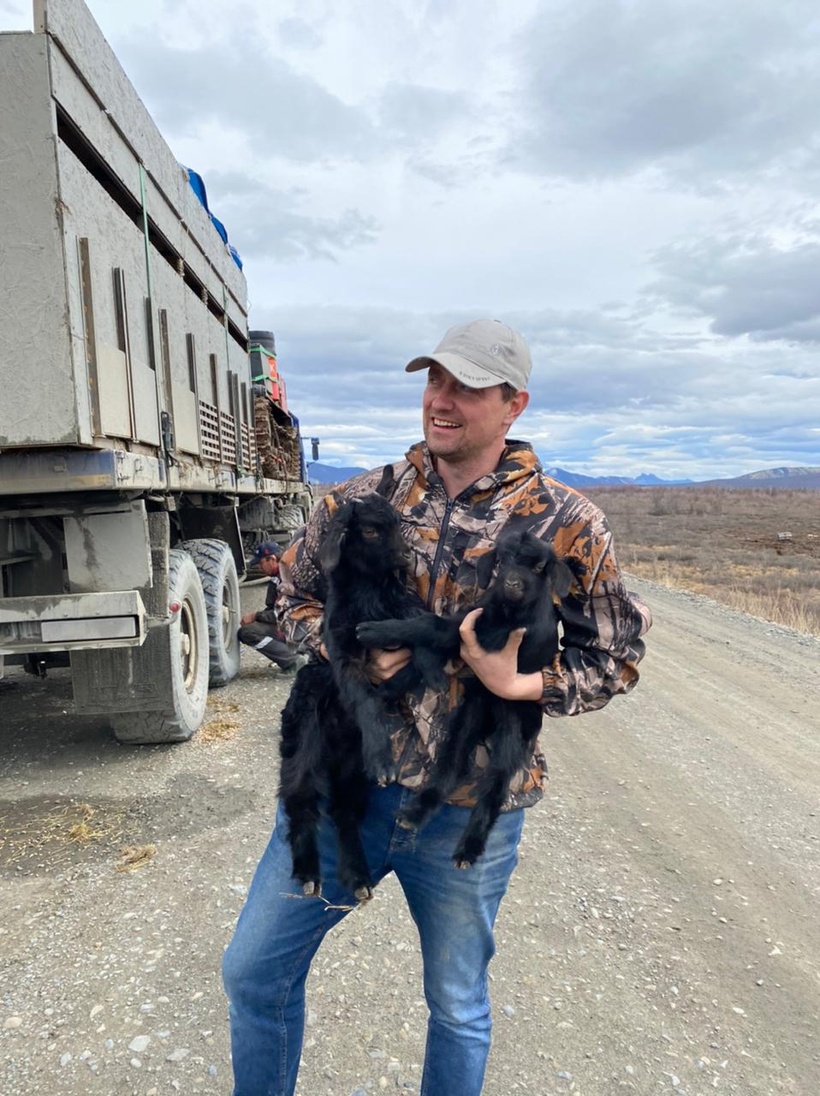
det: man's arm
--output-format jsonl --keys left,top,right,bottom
{"left": 538, "top": 512, "right": 651, "bottom": 716}
{"left": 253, "top": 577, "right": 281, "bottom": 626}
{"left": 275, "top": 503, "right": 331, "bottom": 655}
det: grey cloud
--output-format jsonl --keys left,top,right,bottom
{"left": 649, "top": 235, "right": 820, "bottom": 340}
{"left": 116, "top": 29, "right": 487, "bottom": 179}
{"left": 277, "top": 17, "right": 322, "bottom": 50}
{"left": 194, "top": 171, "right": 380, "bottom": 261}
{"left": 377, "top": 83, "right": 476, "bottom": 141}
{"left": 116, "top": 32, "right": 377, "bottom": 163}
{"left": 506, "top": 0, "right": 820, "bottom": 184}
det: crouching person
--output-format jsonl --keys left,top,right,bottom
{"left": 237, "top": 541, "right": 299, "bottom": 672}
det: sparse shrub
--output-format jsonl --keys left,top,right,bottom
{"left": 587, "top": 486, "right": 820, "bottom": 637}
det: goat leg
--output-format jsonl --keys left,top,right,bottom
{"left": 336, "top": 681, "right": 397, "bottom": 785}
{"left": 399, "top": 703, "right": 477, "bottom": 830}
{"left": 279, "top": 667, "right": 328, "bottom": 895}
{"left": 451, "top": 768, "right": 510, "bottom": 868}
{"left": 360, "top": 719, "right": 397, "bottom": 786}
{"left": 282, "top": 789, "right": 323, "bottom": 896}
{"left": 330, "top": 802, "right": 374, "bottom": 902}
{"left": 450, "top": 706, "right": 539, "bottom": 868}
{"left": 356, "top": 614, "right": 460, "bottom": 657}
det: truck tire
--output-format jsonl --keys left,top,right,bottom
{"left": 111, "top": 550, "right": 209, "bottom": 744}
{"left": 272, "top": 503, "right": 308, "bottom": 540}
{"left": 179, "top": 538, "right": 241, "bottom": 688}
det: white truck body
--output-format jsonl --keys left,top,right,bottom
{"left": 0, "top": 0, "right": 310, "bottom": 741}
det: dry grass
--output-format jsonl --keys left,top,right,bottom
{"left": 0, "top": 799, "right": 128, "bottom": 867}
{"left": 198, "top": 717, "right": 240, "bottom": 745}
{"left": 584, "top": 486, "right": 820, "bottom": 637}
{"left": 116, "top": 843, "right": 157, "bottom": 872}
{"left": 197, "top": 699, "right": 242, "bottom": 746}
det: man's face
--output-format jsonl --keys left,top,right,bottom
{"left": 260, "top": 555, "right": 279, "bottom": 577}
{"left": 422, "top": 363, "right": 528, "bottom": 466}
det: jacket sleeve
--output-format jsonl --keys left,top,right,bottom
{"left": 254, "top": 578, "right": 281, "bottom": 626}
{"left": 541, "top": 511, "right": 652, "bottom": 717}
{"left": 275, "top": 497, "right": 333, "bottom": 653}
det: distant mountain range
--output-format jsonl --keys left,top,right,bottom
{"left": 308, "top": 462, "right": 820, "bottom": 490}
{"left": 694, "top": 466, "right": 820, "bottom": 490}
{"left": 546, "top": 465, "right": 820, "bottom": 489}
{"left": 543, "top": 467, "right": 694, "bottom": 487}
{"left": 308, "top": 462, "right": 375, "bottom": 484}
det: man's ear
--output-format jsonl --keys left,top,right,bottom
{"left": 503, "top": 390, "right": 529, "bottom": 428}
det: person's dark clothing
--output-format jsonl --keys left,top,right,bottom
{"left": 238, "top": 575, "right": 296, "bottom": 669}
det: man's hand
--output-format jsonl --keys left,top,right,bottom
{"left": 320, "top": 642, "right": 410, "bottom": 683}
{"left": 459, "top": 608, "right": 542, "bottom": 701}
{"left": 240, "top": 611, "right": 257, "bottom": 626}
{"left": 366, "top": 646, "right": 412, "bottom": 684}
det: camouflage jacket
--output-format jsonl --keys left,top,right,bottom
{"left": 277, "top": 440, "right": 652, "bottom": 808}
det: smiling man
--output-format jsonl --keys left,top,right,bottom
{"left": 223, "top": 318, "right": 652, "bottom": 1096}
{"left": 411, "top": 319, "right": 531, "bottom": 496}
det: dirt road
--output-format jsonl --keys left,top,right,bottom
{"left": 1, "top": 578, "right": 819, "bottom": 1095}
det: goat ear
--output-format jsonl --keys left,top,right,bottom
{"left": 374, "top": 464, "right": 395, "bottom": 499}
{"left": 319, "top": 515, "right": 346, "bottom": 572}
{"left": 550, "top": 558, "right": 574, "bottom": 598}
{"left": 475, "top": 547, "right": 497, "bottom": 589}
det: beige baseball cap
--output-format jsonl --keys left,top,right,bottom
{"left": 405, "top": 318, "right": 532, "bottom": 390}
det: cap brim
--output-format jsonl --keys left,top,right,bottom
{"left": 405, "top": 353, "right": 507, "bottom": 389}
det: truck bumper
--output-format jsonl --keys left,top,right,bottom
{"left": 0, "top": 591, "right": 145, "bottom": 654}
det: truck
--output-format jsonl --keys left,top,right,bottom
{"left": 0, "top": 0, "right": 313, "bottom": 743}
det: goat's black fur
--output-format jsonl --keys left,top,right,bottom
{"left": 357, "top": 529, "right": 573, "bottom": 867}
{"left": 319, "top": 471, "right": 446, "bottom": 783}
{"left": 279, "top": 659, "right": 372, "bottom": 898}
{"left": 278, "top": 467, "right": 443, "bottom": 901}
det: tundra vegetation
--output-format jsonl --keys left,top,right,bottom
{"left": 585, "top": 486, "right": 820, "bottom": 637}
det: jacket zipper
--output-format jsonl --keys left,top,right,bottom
{"left": 426, "top": 495, "right": 456, "bottom": 610}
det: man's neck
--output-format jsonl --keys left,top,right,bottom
{"left": 434, "top": 446, "right": 505, "bottom": 498}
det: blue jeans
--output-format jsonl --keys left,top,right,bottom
{"left": 222, "top": 782, "right": 525, "bottom": 1096}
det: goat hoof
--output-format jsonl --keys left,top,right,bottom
{"left": 453, "top": 858, "right": 474, "bottom": 870}
{"left": 302, "top": 881, "right": 322, "bottom": 897}
{"left": 397, "top": 816, "right": 416, "bottom": 831}
{"left": 354, "top": 884, "right": 373, "bottom": 903}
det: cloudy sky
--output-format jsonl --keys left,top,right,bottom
{"left": 4, "top": 0, "right": 820, "bottom": 480}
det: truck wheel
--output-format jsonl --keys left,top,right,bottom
{"left": 179, "top": 538, "right": 241, "bottom": 688}
{"left": 111, "top": 550, "right": 209, "bottom": 744}
{"left": 272, "top": 503, "right": 307, "bottom": 540}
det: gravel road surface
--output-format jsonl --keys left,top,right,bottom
{"left": 1, "top": 577, "right": 819, "bottom": 1095}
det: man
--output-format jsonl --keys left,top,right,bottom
{"left": 237, "top": 542, "right": 299, "bottom": 672}
{"left": 223, "top": 318, "right": 652, "bottom": 1095}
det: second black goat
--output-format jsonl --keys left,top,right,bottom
{"left": 279, "top": 472, "right": 444, "bottom": 901}
{"left": 357, "top": 528, "right": 573, "bottom": 868}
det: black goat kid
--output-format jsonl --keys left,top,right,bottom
{"left": 278, "top": 472, "right": 443, "bottom": 901}
{"left": 357, "top": 529, "right": 573, "bottom": 868}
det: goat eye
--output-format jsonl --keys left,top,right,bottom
{"left": 533, "top": 561, "right": 546, "bottom": 574}
{"left": 361, "top": 527, "right": 378, "bottom": 539}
